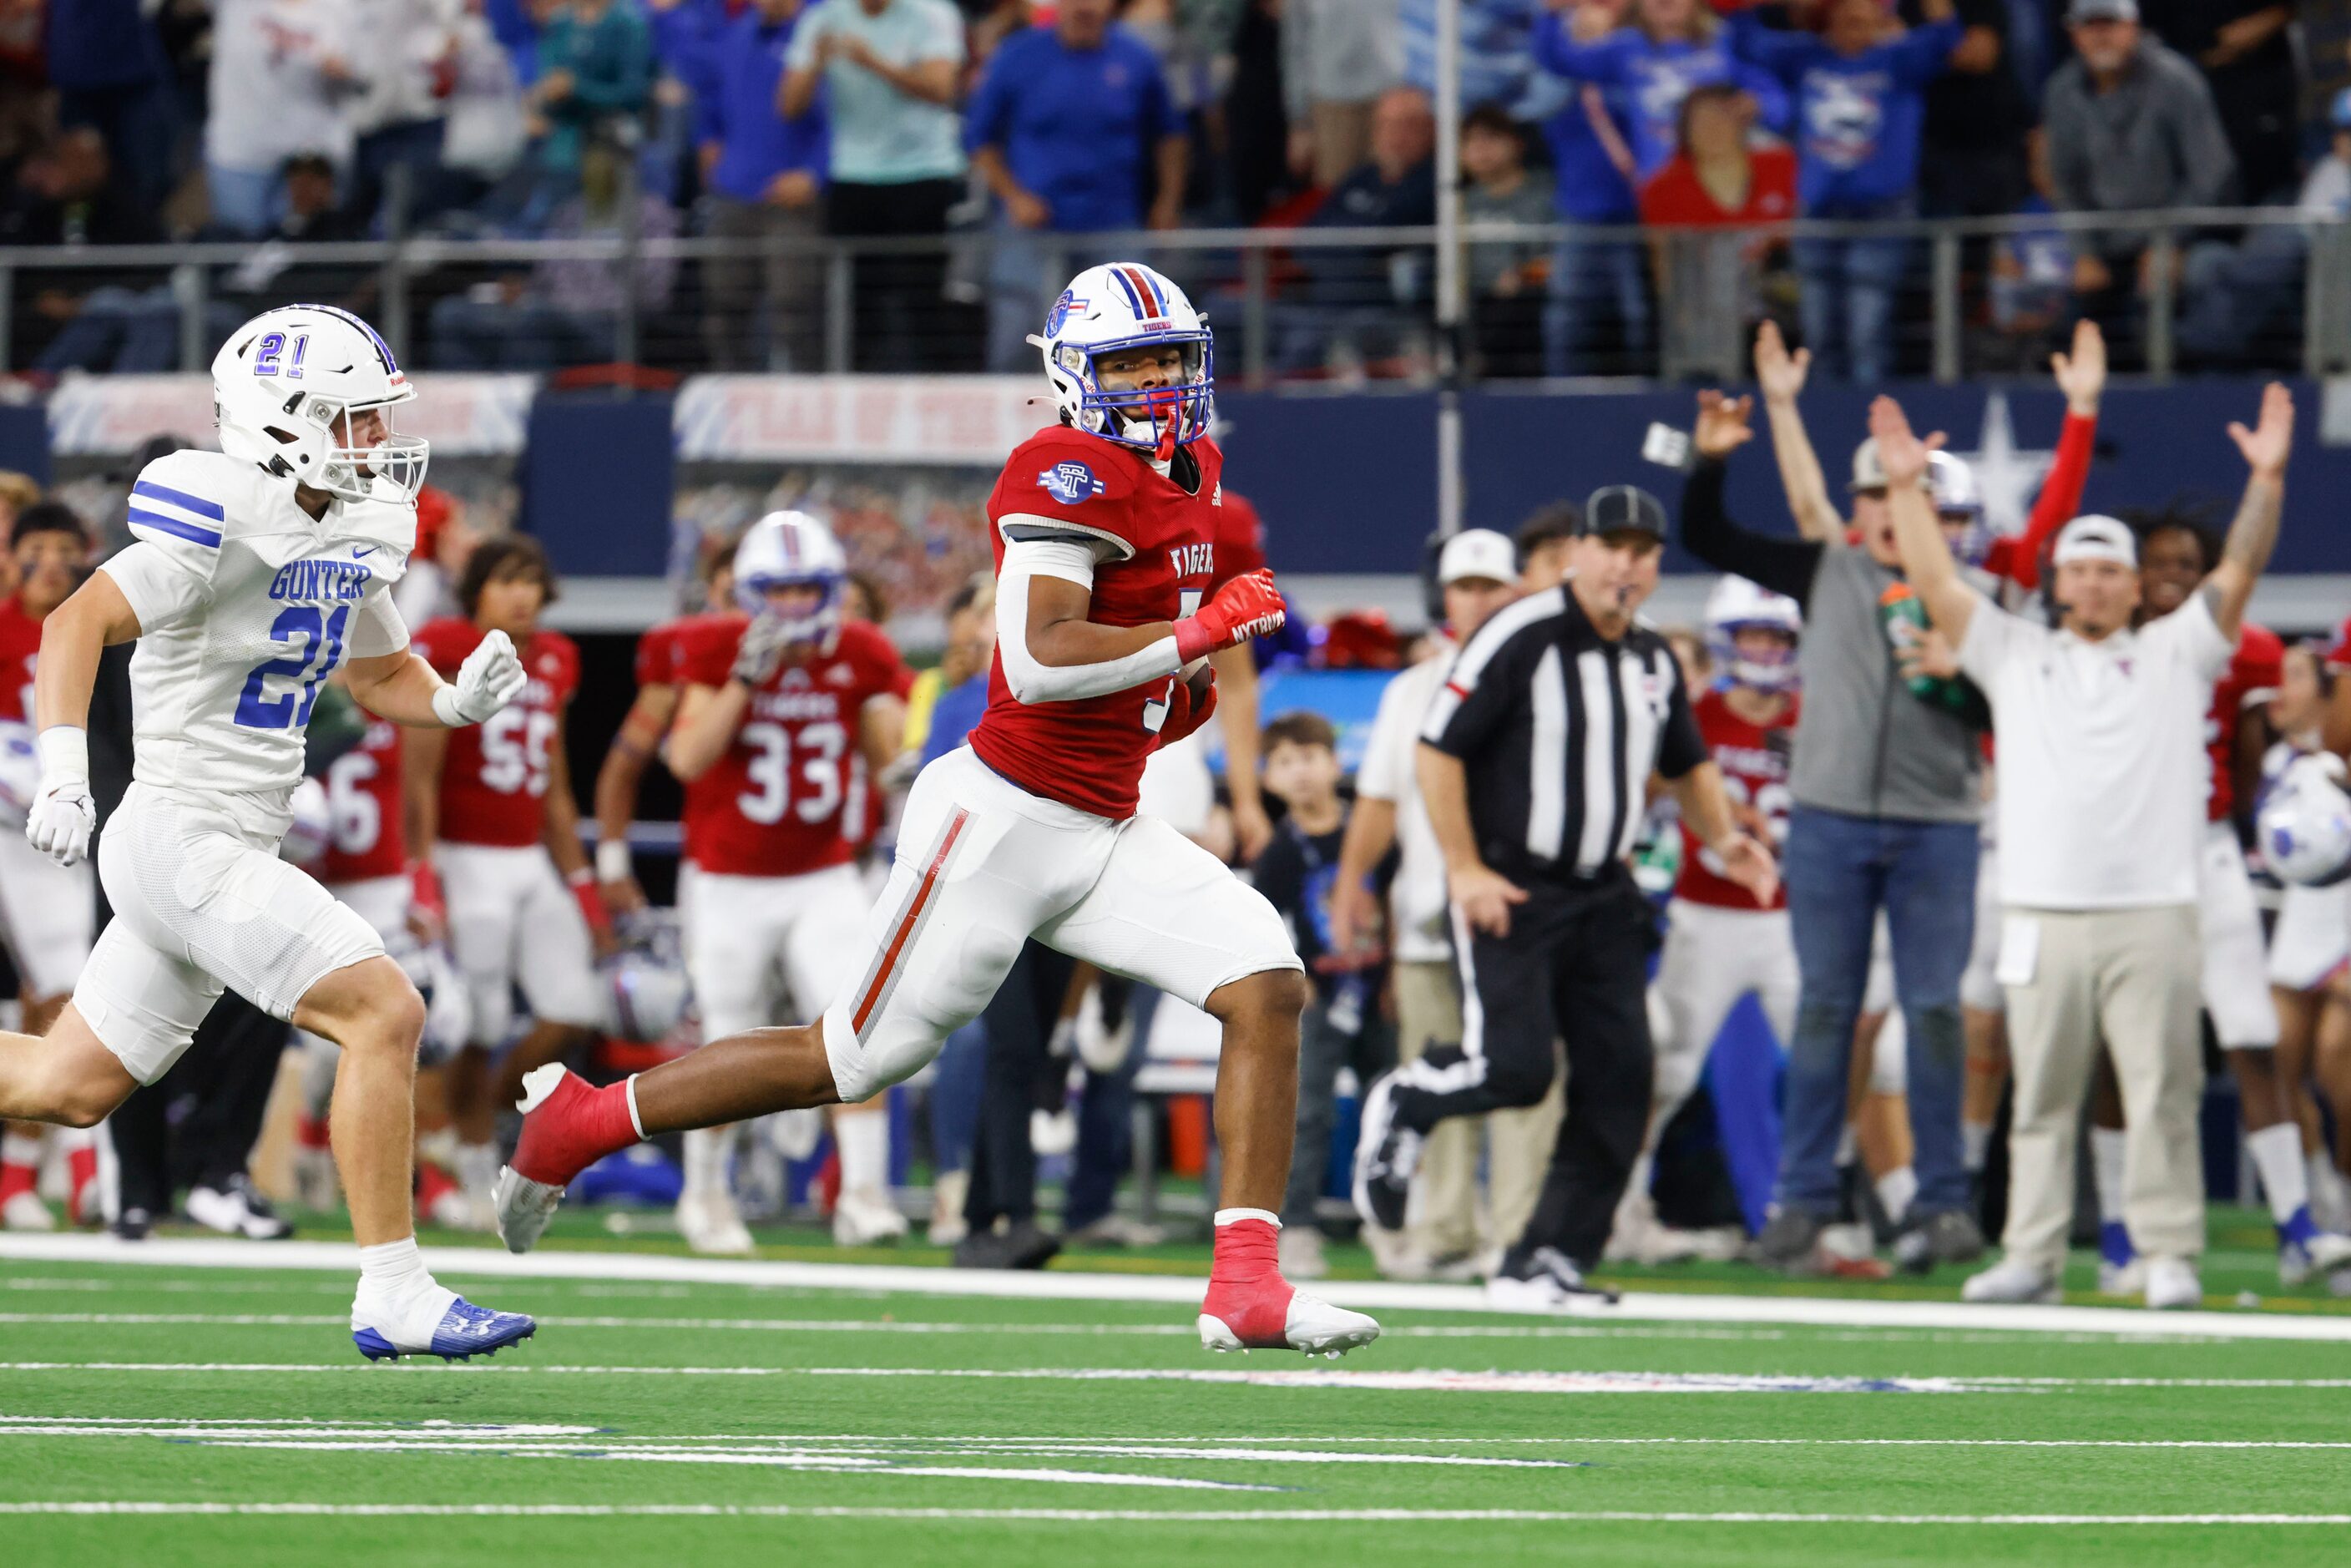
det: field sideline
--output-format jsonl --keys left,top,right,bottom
{"left": 8, "top": 1229, "right": 2351, "bottom": 1566}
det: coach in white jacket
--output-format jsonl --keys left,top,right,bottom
{"left": 1327, "top": 529, "right": 1555, "bottom": 1274}
{"left": 1871, "top": 385, "right": 2293, "bottom": 1313}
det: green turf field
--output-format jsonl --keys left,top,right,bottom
{"left": 7, "top": 1217, "right": 2351, "bottom": 1567}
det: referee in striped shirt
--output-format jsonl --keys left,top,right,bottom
{"left": 1352, "top": 488, "right": 1778, "bottom": 1305}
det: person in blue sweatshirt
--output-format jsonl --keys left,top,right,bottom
{"left": 1733, "top": 0, "right": 1963, "bottom": 382}
{"left": 1535, "top": 0, "right": 1791, "bottom": 373}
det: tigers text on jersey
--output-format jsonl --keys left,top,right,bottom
{"left": 412, "top": 617, "right": 579, "bottom": 847}
{"left": 99, "top": 449, "right": 412, "bottom": 834}
{"left": 1675, "top": 688, "right": 1796, "bottom": 912}
{"left": 970, "top": 427, "right": 1225, "bottom": 821}
{"left": 673, "top": 618, "right": 914, "bottom": 877}
{"left": 0, "top": 595, "right": 43, "bottom": 722}
{"left": 317, "top": 716, "right": 406, "bottom": 884}
{"left": 2206, "top": 621, "right": 2283, "bottom": 825}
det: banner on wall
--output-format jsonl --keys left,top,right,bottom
{"left": 45, "top": 373, "right": 540, "bottom": 457}
{"left": 673, "top": 375, "right": 1044, "bottom": 465}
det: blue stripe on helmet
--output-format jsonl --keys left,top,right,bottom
{"left": 1107, "top": 267, "right": 1145, "bottom": 316}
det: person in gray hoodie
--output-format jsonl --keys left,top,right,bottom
{"left": 2041, "top": 0, "right": 2236, "bottom": 339}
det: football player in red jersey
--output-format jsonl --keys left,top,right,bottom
{"left": 660, "top": 513, "right": 915, "bottom": 1254}
{"left": 593, "top": 548, "right": 738, "bottom": 917}
{"left": 0, "top": 503, "right": 98, "bottom": 1230}
{"left": 1613, "top": 577, "right": 1802, "bottom": 1264}
{"left": 2084, "top": 514, "right": 2351, "bottom": 1287}
{"left": 407, "top": 537, "right": 611, "bottom": 1222}
{"left": 498, "top": 262, "right": 1377, "bottom": 1356}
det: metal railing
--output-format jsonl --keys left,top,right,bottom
{"left": 5, "top": 205, "right": 2343, "bottom": 384}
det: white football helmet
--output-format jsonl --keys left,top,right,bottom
{"left": 733, "top": 511, "right": 849, "bottom": 646}
{"left": 1029, "top": 262, "right": 1213, "bottom": 453}
{"left": 2259, "top": 752, "right": 2351, "bottom": 888}
{"left": 0, "top": 721, "right": 38, "bottom": 830}
{"left": 1703, "top": 575, "right": 1802, "bottom": 694}
{"left": 1928, "top": 451, "right": 1990, "bottom": 565}
{"left": 604, "top": 911, "right": 692, "bottom": 1043}
{"left": 212, "top": 304, "right": 427, "bottom": 503}
{"left": 280, "top": 777, "right": 332, "bottom": 866}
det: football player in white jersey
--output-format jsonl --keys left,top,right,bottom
{"left": 0, "top": 306, "right": 538, "bottom": 1362}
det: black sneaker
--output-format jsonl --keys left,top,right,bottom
{"left": 953, "top": 1219, "right": 1062, "bottom": 1271}
{"left": 111, "top": 1206, "right": 153, "bottom": 1242}
{"left": 1752, "top": 1206, "right": 1828, "bottom": 1275}
{"left": 1349, "top": 1070, "right": 1419, "bottom": 1234}
{"left": 1484, "top": 1247, "right": 1621, "bottom": 1310}
{"left": 1893, "top": 1208, "right": 1986, "bottom": 1275}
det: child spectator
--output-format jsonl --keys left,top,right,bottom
{"left": 1732, "top": 0, "right": 1963, "bottom": 383}
{"left": 1250, "top": 712, "right": 1397, "bottom": 1282}
{"left": 1462, "top": 105, "right": 1555, "bottom": 377}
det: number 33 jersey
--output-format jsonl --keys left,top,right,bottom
{"left": 672, "top": 617, "right": 914, "bottom": 877}
{"left": 99, "top": 450, "right": 413, "bottom": 831}
{"left": 413, "top": 617, "right": 579, "bottom": 847}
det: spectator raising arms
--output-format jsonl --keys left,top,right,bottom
{"left": 700, "top": 0, "right": 831, "bottom": 373}
{"left": 967, "top": 0, "right": 1186, "bottom": 371}
{"left": 783, "top": 0, "right": 968, "bottom": 372}
{"left": 1732, "top": 0, "right": 1964, "bottom": 384}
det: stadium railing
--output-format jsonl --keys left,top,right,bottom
{"left": 5, "top": 208, "right": 2345, "bottom": 383}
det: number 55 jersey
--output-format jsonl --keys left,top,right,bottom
{"left": 75, "top": 448, "right": 414, "bottom": 1084}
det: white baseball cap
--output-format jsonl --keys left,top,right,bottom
{"left": 2052, "top": 513, "right": 2138, "bottom": 568}
{"left": 1848, "top": 438, "right": 1934, "bottom": 494}
{"left": 1438, "top": 528, "right": 1518, "bottom": 586}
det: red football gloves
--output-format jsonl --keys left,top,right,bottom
{"left": 1157, "top": 669, "right": 1219, "bottom": 748}
{"left": 1174, "top": 569, "right": 1287, "bottom": 665}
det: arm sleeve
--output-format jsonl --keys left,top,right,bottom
{"left": 346, "top": 584, "right": 411, "bottom": 659}
{"left": 1531, "top": 18, "right": 1632, "bottom": 83}
{"left": 920, "top": 3, "right": 965, "bottom": 65}
{"left": 1734, "top": 60, "right": 1792, "bottom": 133}
{"left": 1727, "top": 13, "right": 1810, "bottom": 81}
{"left": 1678, "top": 459, "right": 1827, "bottom": 606}
{"left": 1893, "top": 18, "right": 1965, "bottom": 83}
{"left": 964, "top": 49, "right": 1011, "bottom": 152}
{"left": 784, "top": 11, "right": 823, "bottom": 69}
{"left": 1998, "top": 409, "right": 2096, "bottom": 591}
{"left": 993, "top": 539, "right": 1183, "bottom": 704}
{"left": 1421, "top": 619, "right": 1532, "bottom": 756}
{"left": 1655, "top": 650, "right": 1708, "bottom": 779}
{"left": 1956, "top": 593, "right": 2016, "bottom": 687}
{"left": 2176, "top": 75, "right": 2239, "bottom": 205}
{"left": 99, "top": 540, "right": 212, "bottom": 633}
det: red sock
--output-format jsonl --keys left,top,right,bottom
{"left": 1201, "top": 1213, "right": 1294, "bottom": 1348}
{"left": 513, "top": 1073, "right": 643, "bottom": 1188}
{"left": 416, "top": 1162, "right": 458, "bottom": 1213}
{"left": 66, "top": 1147, "right": 98, "bottom": 1219}
{"left": 296, "top": 1114, "right": 332, "bottom": 1151}
{"left": 0, "top": 1161, "right": 33, "bottom": 1205}
{"left": 1210, "top": 1214, "right": 1281, "bottom": 1287}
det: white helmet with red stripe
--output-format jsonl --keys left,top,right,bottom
{"left": 1704, "top": 575, "right": 1803, "bottom": 694}
{"left": 1029, "top": 261, "right": 1214, "bottom": 453}
{"left": 733, "top": 510, "right": 848, "bottom": 646}
{"left": 212, "top": 304, "right": 427, "bottom": 503}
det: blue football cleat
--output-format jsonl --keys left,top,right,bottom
{"left": 353, "top": 1296, "right": 537, "bottom": 1363}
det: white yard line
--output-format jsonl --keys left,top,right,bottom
{"left": 2, "top": 1502, "right": 2348, "bottom": 1525}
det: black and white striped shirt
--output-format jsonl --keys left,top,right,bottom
{"left": 1420, "top": 585, "right": 1706, "bottom": 884}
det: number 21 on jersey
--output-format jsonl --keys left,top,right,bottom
{"left": 235, "top": 604, "right": 347, "bottom": 730}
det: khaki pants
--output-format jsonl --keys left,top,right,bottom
{"left": 2000, "top": 903, "right": 2205, "bottom": 1274}
{"left": 1393, "top": 959, "right": 1563, "bottom": 1258}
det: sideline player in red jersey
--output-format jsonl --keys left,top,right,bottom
{"left": 498, "top": 262, "right": 1379, "bottom": 1356}
{"left": 0, "top": 503, "right": 98, "bottom": 1230}
{"left": 407, "top": 537, "right": 610, "bottom": 1220}
{"left": 662, "top": 513, "right": 915, "bottom": 1254}
{"left": 1613, "top": 577, "right": 1802, "bottom": 1265}
{"left": 2081, "top": 513, "right": 2351, "bottom": 1287}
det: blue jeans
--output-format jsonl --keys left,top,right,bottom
{"left": 38, "top": 286, "right": 185, "bottom": 373}
{"left": 1794, "top": 201, "right": 1912, "bottom": 383}
{"left": 1541, "top": 234, "right": 1650, "bottom": 376}
{"left": 206, "top": 163, "right": 283, "bottom": 237}
{"left": 1776, "top": 805, "right": 1979, "bottom": 1218}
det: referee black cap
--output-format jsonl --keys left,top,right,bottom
{"left": 1579, "top": 485, "right": 1668, "bottom": 543}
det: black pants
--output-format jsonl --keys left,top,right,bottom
{"left": 110, "top": 992, "right": 290, "bottom": 1216}
{"left": 1389, "top": 868, "right": 1655, "bottom": 1269}
{"left": 964, "top": 941, "right": 1077, "bottom": 1231}
{"left": 825, "top": 178, "right": 961, "bottom": 372}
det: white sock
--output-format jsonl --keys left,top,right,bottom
{"left": 1215, "top": 1207, "right": 1281, "bottom": 1228}
{"left": 356, "top": 1237, "right": 437, "bottom": 1308}
{"left": 2247, "top": 1123, "right": 2309, "bottom": 1226}
{"left": 835, "top": 1109, "right": 887, "bottom": 1195}
{"left": 1, "top": 1130, "right": 40, "bottom": 1171}
{"left": 1962, "top": 1121, "right": 1992, "bottom": 1174}
{"left": 1875, "top": 1166, "right": 1918, "bottom": 1227}
{"left": 54, "top": 1125, "right": 93, "bottom": 1153}
{"left": 682, "top": 1125, "right": 731, "bottom": 1197}
{"left": 2091, "top": 1126, "right": 2129, "bottom": 1224}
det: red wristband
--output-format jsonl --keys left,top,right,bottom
{"left": 1173, "top": 617, "right": 1213, "bottom": 666}
{"left": 408, "top": 860, "right": 445, "bottom": 923}
{"left": 567, "top": 867, "right": 611, "bottom": 935}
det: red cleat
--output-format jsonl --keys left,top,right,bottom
{"left": 1196, "top": 1217, "right": 1381, "bottom": 1356}
{"left": 494, "top": 1065, "right": 641, "bottom": 1254}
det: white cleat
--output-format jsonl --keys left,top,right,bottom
{"left": 832, "top": 1186, "right": 909, "bottom": 1247}
{"left": 1960, "top": 1257, "right": 2060, "bottom": 1304}
{"left": 2288, "top": 1231, "right": 2351, "bottom": 1286}
{"left": 2143, "top": 1256, "right": 2202, "bottom": 1311}
{"left": 492, "top": 1166, "right": 567, "bottom": 1256}
{"left": 3, "top": 1189, "right": 55, "bottom": 1232}
{"left": 677, "top": 1187, "right": 756, "bottom": 1256}
{"left": 1197, "top": 1289, "right": 1381, "bottom": 1358}
{"left": 2097, "top": 1257, "right": 2147, "bottom": 1296}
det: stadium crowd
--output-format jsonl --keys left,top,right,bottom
{"left": 8, "top": 0, "right": 2351, "bottom": 379}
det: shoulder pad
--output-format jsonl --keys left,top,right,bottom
{"left": 128, "top": 450, "right": 253, "bottom": 552}
{"left": 1006, "top": 428, "right": 1140, "bottom": 503}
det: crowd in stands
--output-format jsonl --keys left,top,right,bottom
{"left": 7, "top": 0, "right": 2351, "bottom": 382}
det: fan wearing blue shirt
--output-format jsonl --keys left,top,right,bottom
{"left": 697, "top": 0, "right": 832, "bottom": 372}
{"left": 966, "top": 0, "right": 1188, "bottom": 370}
{"left": 1540, "top": 84, "right": 1647, "bottom": 374}
{"left": 1733, "top": 0, "right": 1963, "bottom": 382}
